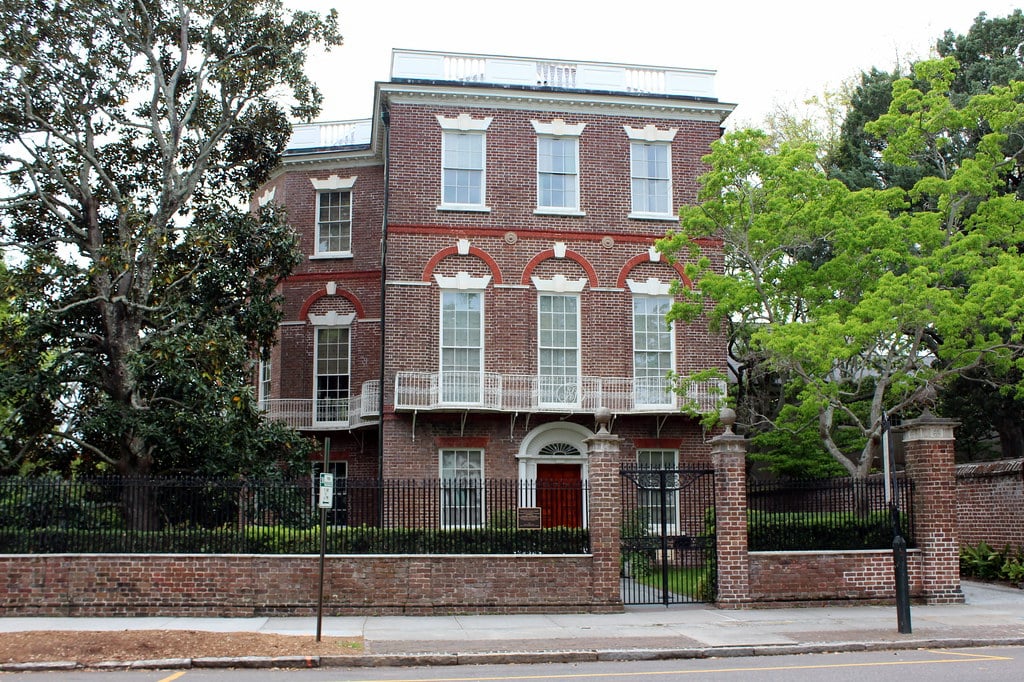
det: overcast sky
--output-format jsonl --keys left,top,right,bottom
{"left": 286, "top": 0, "right": 1021, "bottom": 128}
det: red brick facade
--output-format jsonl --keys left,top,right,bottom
{"left": 255, "top": 52, "right": 733, "bottom": 484}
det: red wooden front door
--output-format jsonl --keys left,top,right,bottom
{"left": 536, "top": 463, "right": 583, "bottom": 528}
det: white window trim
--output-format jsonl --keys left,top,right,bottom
{"left": 309, "top": 312, "right": 356, "bottom": 327}
{"left": 438, "top": 288, "right": 486, "bottom": 407}
{"left": 437, "top": 115, "right": 492, "bottom": 212}
{"left": 310, "top": 175, "right": 358, "bottom": 191}
{"left": 434, "top": 272, "right": 492, "bottom": 291}
{"left": 532, "top": 119, "right": 585, "bottom": 215}
{"left": 627, "top": 278, "right": 672, "bottom": 296}
{"left": 312, "top": 321, "right": 353, "bottom": 427}
{"left": 257, "top": 359, "right": 272, "bottom": 409}
{"left": 636, "top": 449, "right": 680, "bottom": 534}
{"left": 632, "top": 292, "right": 676, "bottom": 410}
{"left": 439, "top": 448, "right": 486, "bottom": 528}
{"left": 313, "top": 185, "right": 354, "bottom": 258}
{"left": 626, "top": 126, "right": 675, "bottom": 220}
{"left": 537, "top": 292, "right": 582, "bottom": 409}
{"left": 532, "top": 275, "right": 587, "bottom": 293}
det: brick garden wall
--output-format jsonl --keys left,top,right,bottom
{"left": 956, "top": 459, "right": 1023, "bottom": 553}
{"left": 748, "top": 550, "right": 924, "bottom": 603}
{"left": 0, "top": 554, "right": 615, "bottom": 617}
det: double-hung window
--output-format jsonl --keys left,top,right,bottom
{"left": 440, "top": 290, "right": 483, "bottom": 404}
{"left": 310, "top": 175, "right": 356, "bottom": 257}
{"left": 637, "top": 449, "right": 679, "bottom": 534}
{"left": 537, "top": 137, "right": 579, "bottom": 210}
{"left": 625, "top": 125, "right": 676, "bottom": 219}
{"left": 316, "top": 190, "right": 352, "bottom": 254}
{"left": 440, "top": 449, "right": 484, "bottom": 527}
{"left": 442, "top": 133, "right": 484, "bottom": 206}
{"left": 538, "top": 294, "right": 580, "bottom": 406}
{"left": 314, "top": 326, "right": 350, "bottom": 424}
{"left": 258, "top": 359, "right": 272, "bottom": 411}
{"left": 633, "top": 294, "right": 674, "bottom": 407}
{"left": 437, "top": 114, "right": 492, "bottom": 211}
{"left": 532, "top": 119, "right": 585, "bottom": 215}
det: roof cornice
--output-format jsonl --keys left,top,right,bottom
{"left": 377, "top": 81, "right": 735, "bottom": 123}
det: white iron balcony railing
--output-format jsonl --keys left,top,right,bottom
{"left": 260, "top": 380, "right": 380, "bottom": 431}
{"left": 390, "top": 49, "right": 717, "bottom": 99}
{"left": 394, "top": 372, "right": 724, "bottom": 415}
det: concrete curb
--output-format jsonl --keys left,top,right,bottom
{"left": 5, "top": 636, "right": 1024, "bottom": 671}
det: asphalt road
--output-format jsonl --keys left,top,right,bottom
{"left": 4, "top": 646, "right": 1020, "bottom": 681}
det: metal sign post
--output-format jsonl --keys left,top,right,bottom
{"left": 882, "top": 415, "right": 912, "bottom": 634}
{"left": 316, "top": 438, "right": 331, "bottom": 642}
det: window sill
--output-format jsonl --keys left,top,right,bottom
{"left": 309, "top": 252, "right": 354, "bottom": 260}
{"left": 534, "top": 208, "right": 585, "bottom": 217}
{"left": 628, "top": 212, "right": 677, "bottom": 221}
{"left": 437, "top": 204, "right": 492, "bottom": 213}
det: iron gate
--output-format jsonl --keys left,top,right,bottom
{"left": 620, "top": 467, "right": 716, "bottom": 605}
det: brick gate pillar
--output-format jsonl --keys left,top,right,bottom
{"left": 711, "top": 408, "right": 751, "bottom": 607}
{"left": 584, "top": 407, "right": 624, "bottom": 612}
{"left": 899, "top": 410, "right": 964, "bottom": 604}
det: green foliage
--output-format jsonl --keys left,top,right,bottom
{"left": 747, "top": 511, "right": 908, "bottom": 552}
{"left": 0, "top": 1, "right": 340, "bottom": 474}
{"left": 959, "top": 541, "right": 1024, "bottom": 582}
{"left": 660, "top": 55, "right": 1024, "bottom": 478}
{"left": 830, "top": 12, "right": 1024, "bottom": 461}
{"left": 0, "top": 524, "right": 590, "bottom": 555}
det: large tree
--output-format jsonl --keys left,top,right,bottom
{"left": 661, "top": 58, "right": 1024, "bottom": 477}
{"left": 0, "top": 1, "right": 341, "bottom": 476}
{"left": 828, "top": 12, "right": 1024, "bottom": 461}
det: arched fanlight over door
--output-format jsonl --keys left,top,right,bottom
{"left": 538, "top": 442, "right": 582, "bottom": 458}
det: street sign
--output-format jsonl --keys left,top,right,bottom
{"left": 318, "top": 472, "right": 334, "bottom": 509}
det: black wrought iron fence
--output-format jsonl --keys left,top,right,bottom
{"left": 747, "top": 476, "right": 915, "bottom": 551}
{"left": 0, "top": 476, "right": 589, "bottom": 555}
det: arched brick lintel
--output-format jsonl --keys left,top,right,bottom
{"left": 298, "top": 288, "right": 367, "bottom": 321}
{"left": 422, "top": 246, "right": 504, "bottom": 285}
{"left": 616, "top": 253, "right": 691, "bottom": 290}
{"left": 520, "top": 249, "right": 599, "bottom": 288}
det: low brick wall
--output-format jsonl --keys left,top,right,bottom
{"left": 0, "top": 554, "right": 619, "bottom": 616}
{"left": 957, "top": 459, "right": 1023, "bottom": 552}
{"left": 748, "top": 550, "right": 924, "bottom": 604}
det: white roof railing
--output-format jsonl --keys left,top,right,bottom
{"left": 390, "top": 49, "right": 717, "bottom": 99}
{"left": 287, "top": 119, "right": 373, "bottom": 151}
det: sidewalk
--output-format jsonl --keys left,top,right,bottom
{"left": 2, "top": 581, "right": 1023, "bottom": 669}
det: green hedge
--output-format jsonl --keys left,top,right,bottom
{"left": 747, "top": 511, "right": 912, "bottom": 551}
{"left": 0, "top": 525, "right": 590, "bottom": 555}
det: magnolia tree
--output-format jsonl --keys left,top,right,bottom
{"left": 660, "top": 58, "right": 1024, "bottom": 477}
{"left": 0, "top": 1, "right": 341, "bottom": 476}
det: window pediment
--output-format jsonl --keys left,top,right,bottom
{"left": 309, "top": 311, "right": 356, "bottom": 326}
{"left": 434, "top": 272, "right": 492, "bottom": 290}
{"left": 310, "top": 175, "right": 357, "bottom": 191}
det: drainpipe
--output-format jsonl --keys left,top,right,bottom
{"left": 377, "top": 103, "right": 390, "bottom": 487}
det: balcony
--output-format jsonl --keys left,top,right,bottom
{"left": 394, "top": 372, "right": 724, "bottom": 415}
{"left": 390, "top": 49, "right": 718, "bottom": 99}
{"left": 260, "top": 381, "right": 380, "bottom": 431}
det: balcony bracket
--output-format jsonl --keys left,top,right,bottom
{"left": 411, "top": 410, "right": 418, "bottom": 441}
{"left": 509, "top": 413, "right": 518, "bottom": 440}
{"left": 460, "top": 411, "right": 468, "bottom": 437}
{"left": 655, "top": 414, "right": 669, "bottom": 438}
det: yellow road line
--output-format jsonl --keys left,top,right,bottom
{"left": 157, "top": 671, "right": 189, "bottom": 682}
{"left": 331, "top": 650, "right": 1014, "bottom": 682}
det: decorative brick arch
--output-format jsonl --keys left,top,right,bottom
{"left": 616, "top": 252, "right": 691, "bottom": 289}
{"left": 422, "top": 246, "right": 504, "bottom": 284}
{"left": 520, "top": 249, "right": 599, "bottom": 288}
{"left": 298, "top": 288, "right": 367, "bottom": 321}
